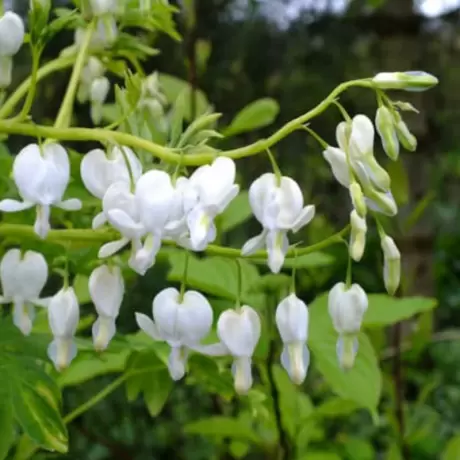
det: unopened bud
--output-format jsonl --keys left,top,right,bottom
{"left": 393, "top": 112, "right": 417, "bottom": 152}
{"left": 323, "top": 146, "right": 351, "bottom": 187}
{"left": 349, "top": 182, "right": 367, "bottom": 217}
{"left": 90, "top": 76, "right": 110, "bottom": 104}
{"left": 372, "top": 71, "right": 438, "bottom": 92}
{"left": 365, "top": 189, "right": 398, "bottom": 217}
{"left": 375, "top": 106, "right": 400, "bottom": 161}
{"left": 353, "top": 156, "right": 391, "bottom": 192}
{"left": 336, "top": 121, "right": 352, "bottom": 153}
{"left": 349, "top": 210, "right": 367, "bottom": 262}
{"left": 0, "top": 11, "right": 25, "bottom": 57}
{"left": 381, "top": 236, "right": 401, "bottom": 295}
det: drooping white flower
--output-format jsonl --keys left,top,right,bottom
{"left": 322, "top": 146, "right": 351, "bottom": 187}
{"left": 328, "top": 282, "right": 368, "bottom": 370}
{"left": 242, "top": 173, "right": 315, "bottom": 273}
{"left": 90, "top": 76, "right": 110, "bottom": 125}
{"left": 372, "top": 71, "right": 438, "bottom": 92}
{"left": 135, "top": 287, "right": 213, "bottom": 380}
{"left": 81, "top": 145, "right": 142, "bottom": 228}
{"left": 381, "top": 235, "right": 401, "bottom": 296}
{"left": 78, "top": 56, "right": 105, "bottom": 103}
{"left": 132, "top": 170, "right": 176, "bottom": 273}
{"left": 184, "top": 157, "right": 239, "bottom": 251}
{"left": 98, "top": 181, "right": 146, "bottom": 273}
{"left": 349, "top": 210, "right": 367, "bottom": 262}
{"left": 0, "top": 143, "right": 82, "bottom": 239}
{"left": 89, "top": 265, "right": 124, "bottom": 351}
{"left": 0, "top": 249, "right": 49, "bottom": 335}
{"left": 365, "top": 188, "right": 398, "bottom": 216}
{"left": 47, "top": 287, "right": 80, "bottom": 371}
{"left": 0, "top": 12, "right": 25, "bottom": 57}
{"left": 349, "top": 182, "right": 366, "bottom": 217}
{"left": 275, "top": 293, "right": 309, "bottom": 384}
{"left": 393, "top": 111, "right": 417, "bottom": 152}
{"left": 90, "top": 0, "right": 118, "bottom": 16}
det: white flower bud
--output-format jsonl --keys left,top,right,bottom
{"left": 375, "top": 106, "right": 400, "bottom": 161}
{"left": 323, "top": 147, "right": 351, "bottom": 187}
{"left": 365, "top": 189, "right": 398, "bottom": 217}
{"left": 89, "top": 265, "right": 125, "bottom": 351}
{"left": 47, "top": 287, "right": 80, "bottom": 370}
{"left": 349, "top": 210, "right": 367, "bottom": 262}
{"left": 349, "top": 182, "right": 366, "bottom": 217}
{"left": 90, "top": 0, "right": 117, "bottom": 16}
{"left": 381, "top": 236, "right": 401, "bottom": 295}
{"left": 0, "top": 12, "right": 25, "bottom": 57}
{"left": 348, "top": 115, "right": 374, "bottom": 160}
{"left": 393, "top": 112, "right": 417, "bottom": 152}
{"left": 372, "top": 71, "right": 438, "bottom": 92}
{"left": 275, "top": 293, "right": 310, "bottom": 384}
{"left": 328, "top": 282, "right": 368, "bottom": 370}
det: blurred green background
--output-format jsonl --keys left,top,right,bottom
{"left": 3, "top": 0, "right": 460, "bottom": 459}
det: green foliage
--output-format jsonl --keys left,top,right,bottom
{"left": 442, "top": 435, "right": 460, "bottom": 460}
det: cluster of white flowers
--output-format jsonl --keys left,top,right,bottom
{"left": 0, "top": 11, "right": 25, "bottom": 88}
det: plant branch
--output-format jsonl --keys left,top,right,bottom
{"left": 0, "top": 223, "right": 349, "bottom": 263}
{"left": 0, "top": 80, "right": 372, "bottom": 165}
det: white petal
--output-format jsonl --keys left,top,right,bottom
{"left": 13, "top": 301, "right": 35, "bottom": 336}
{"left": 275, "top": 293, "right": 309, "bottom": 343}
{"left": 56, "top": 198, "right": 82, "bottom": 211}
{"left": 131, "top": 233, "right": 161, "bottom": 275}
{"left": 92, "top": 316, "right": 116, "bottom": 351}
{"left": 103, "top": 182, "right": 141, "bottom": 231}
{"left": 98, "top": 237, "right": 130, "bottom": 258}
{"left": 336, "top": 121, "right": 350, "bottom": 152}
{"left": 217, "top": 306, "right": 261, "bottom": 357}
{"left": 47, "top": 338, "right": 77, "bottom": 371}
{"left": 152, "top": 287, "right": 181, "bottom": 343}
{"left": 276, "top": 176, "right": 305, "bottom": 229}
{"left": 107, "top": 209, "right": 144, "bottom": 237}
{"left": 280, "top": 343, "right": 309, "bottom": 384}
{"left": 0, "top": 12, "right": 25, "bottom": 56}
{"left": 92, "top": 212, "right": 107, "bottom": 229}
{"left": 241, "top": 231, "right": 267, "bottom": 256}
{"left": 81, "top": 148, "right": 113, "bottom": 199}
{"left": 349, "top": 115, "right": 374, "bottom": 159}
{"left": 291, "top": 205, "right": 315, "bottom": 233}
{"left": 248, "top": 173, "right": 278, "bottom": 225}
{"left": 135, "top": 312, "right": 162, "bottom": 340}
{"left": 40, "top": 143, "right": 71, "bottom": 204}
{"left": 217, "top": 184, "right": 240, "bottom": 213}
{"left": 167, "top": 346, "right": 187, "bottom": 381}
{"left": 336, "top": 335, "right": 359, "bottom": 370}
{"left": 0, "top": 199, "right": 34, "bottom": 212}
{"left": 47, "top": 287, "right": 80, "bottom": 338}
{"left": 33, "top": 205, "right": 51, "bottom": 239}
{"left": 89, "top": 265, "right": 124, "bottom": 318}
{"left": 0, "top": 248, "right": 22, "bottom": 298}
{"left": 231, "top": 356, "right": 253, "bottom": 394}
{"left": 322, "top": 147, "right": 351, "bottom": 187}
{"left": 266, "top": 230, "right": 289, "bottom": 274}
{"left": 15, "top": 250, "right": 48, "bottom": 301}
{"left": 176, "top": 290, "right": 213, "bottom": 345}
{"left": 187, "top": 205, "right": 213, "bottom": 251}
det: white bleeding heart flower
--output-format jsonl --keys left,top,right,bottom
{"left": 348, "top": 114, "right": 375, "bottom": 160}
{"left": 47, "top": 286, "right": 80, "bottom": 371}
{"left": 81, "top": 145, "right": 142, "bottom": 228}
{"left": 98, "top": 181, "right": 146, "bottom": 273}
{"left": 322, "top": 146, "right": 351, "bottom": 187}
{"left": 135, "top": 287, "right": 213, "bottom": 380}
{"left": 381, "top": 235, "right": 401, "bottom": 296}
{"left": 241, "top": 173, "right": 315, "bottom": 273}
{"left": 89, "top": 264, "right": 125, "bottom": 351}
{"left": 328, "top": 282, "right": 368, "bottom": 370}
{"left": 184, "top": 157, "right": 239, "bottom": 251}
{"left": 132, "top": 170, "right": 176, "bottom": 273}
{"left": 163, "top": 176, "right": 193, "bottom": 241}
{"left": 0, "top": 249, "right": 49, "bottom": 335}
{"left": 0, "top": 12, "right": 25, "bottom": 57}
{"left": 0, "top": 143, "right": 82, "bottom": 239}
{"left": 349, "top": 210, "right": 367, "bottom": 262}
{"left": 275, "top": 293, "right": 310, "bottom": 384}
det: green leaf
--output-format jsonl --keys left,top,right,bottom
{"left": 342, "top": 438, "right": 375, "bottom": 460}
{"left": 299, "top": 452, "right": 341, "bottom": 460}
{"left": 442, "top": 435, "right": 460, "bottom": 460}
{"left": 58, "top": 349, "right": 130, "bottom": 387}
{"left": 184, "top": 416, "right": 263, "bottom": 444}
{"left": 158, "top": 74, "right": 209, "bottom": 120}
{"left": 386, "top": 158, "right": 409, "bottom": 205}
{"left": 0, "top": 392, "right": 14, "bottom": 460}
{"left": 363, "top": 295, "right": 438, "bottom": 328}
{"left": 223, "top": 98, "right": 279, "bottom": 136}
{"left": 0, "top": 321, "right": 68, "bottom": 453}
{"left": 72, "top": 274, "right": 91, "bottom": 305}
{"left": 313, "top": 397, "right": 359, "bottom": 419}
{"left": 309, "top": 294, "right": 381, "bottom": 413}
{"left": 125, "top": 351, "right": 171, "bottom": 417}
{"left": 219, "top": 191, "right": 252, "bottom": 232}
{"left": 167, "top": 252, "right": 262, "bottom": 306}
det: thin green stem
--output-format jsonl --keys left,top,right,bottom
{"left": 0, "top": 55, "right": 75, "bottom": 119}
{"left": 0, "top": 79, "right": 372, "bottom": 165}
{"left": 0, "top": 223, "right": 349, "bottom": 263}
{"left": 14, "top": 48, "right": 41, "bottom": 121}
{"left": 266, "top": 148, "right": 282, "bottom": 185}
{"left": 54, "top": 20, "right": 96, "bottom": 129}
{"left": 235, "top": 258, "right": 242, "bottom": 309}
{"left": 345, "top": 254, "right": 352, "bottom": 289}
{"left": 302, "top": 125, "right": 328, "bottom": 149}
{"left": 332, "top": 99, "right": 352, "bottom": 122}
{"left": 179, "top": 251, "right": 190, "bottom": 301}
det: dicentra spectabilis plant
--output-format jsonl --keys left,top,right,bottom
{"left": 0, "top": 0, "right": 440, "bottom": 456}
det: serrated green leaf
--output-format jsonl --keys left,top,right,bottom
{"left": 309, "top": 294, "right": 381, "bottom": 412}
{"left": 363, "top": 295, "right": 438, "bottom": 328}
{"left": 223, "top": 98, "right": 279, "bottom": 137}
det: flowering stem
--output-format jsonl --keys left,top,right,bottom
{"left": 345, "top": 254, "right": 352, "bottom": 289}
{"left": 0, "top": 55, "right": 75, "bottom": 119}
{"left": 0, "top": 79, "right": 372, "bottom": 165}
{"left": 302, "top": 125, "right": 328, "bottom": 149}
{"left": 265, "top": 148, "right": 282, "bottom": 185}
{"left": 0, "top": 223, "right": 349, "bottom": 262}
{"left": 179, "top": 251, "right": 190, "bottom": 302}
{"left": 54, "top": 20, "right": 96, "bottom": 129}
